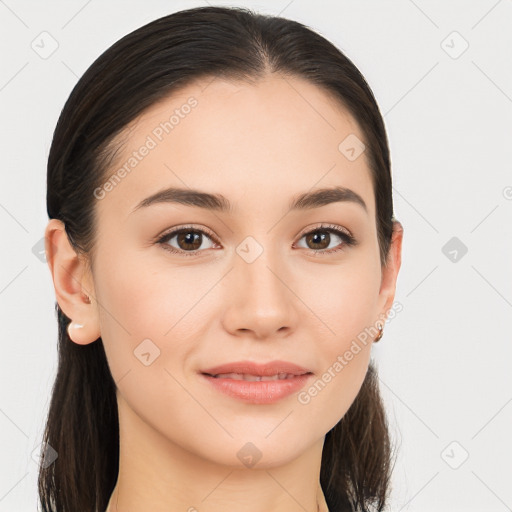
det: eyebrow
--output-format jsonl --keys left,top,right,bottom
{"left": 131, "top": 185, "right": 367, "bottom": 215}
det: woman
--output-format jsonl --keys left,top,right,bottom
{"left": 40, "top": 6, "right": 403, "bottom": 512}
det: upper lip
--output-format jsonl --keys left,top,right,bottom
{"left": 201, "top": 360, "right": 312, "bottom": 377}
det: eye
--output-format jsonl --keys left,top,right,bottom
{"left": 294, "top": 224, "right": 357, "bottom": 255}
{"left": 156, "top": 223, "right": 357, "bottom": 257}
{"left": 156, "top": 225, "right": 219, "bottom": 257}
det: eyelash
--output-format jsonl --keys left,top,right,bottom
{"left": 155, "top": 223, "right": 357, "bottom": 258}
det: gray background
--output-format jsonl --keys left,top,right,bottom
{"left": 1, "top": 1, "right": 511, "bottom": 511}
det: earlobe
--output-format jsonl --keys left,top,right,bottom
{"left": 45, "top": 219, "right": 101, "bottom": 345}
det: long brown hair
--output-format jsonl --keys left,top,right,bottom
{"left": 40, "top": 6, "right": 397, "bottom": 511}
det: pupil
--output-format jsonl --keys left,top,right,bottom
{"left": 180, "top": 231, "right": 200, "bottom": 249}
{"left": 310, "top": 231, "right": 328, "bottom": 249}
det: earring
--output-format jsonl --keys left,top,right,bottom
{"left": 67, "top": 321, "right": 84, "bottom": 339}
{"left": 82, "top": 293, "right": 91, "bottom": 304}
{"left": 374, "top": 323, "right": 384, "bottom": 342}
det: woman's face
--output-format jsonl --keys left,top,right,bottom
{"left": 80, "top": 75, "right": 402, "bottom": 467}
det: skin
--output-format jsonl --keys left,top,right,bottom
{"left": 45, "top": 74, "right": 403, "bottom": 512}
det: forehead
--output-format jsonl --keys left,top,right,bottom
{"left": 96, "top": 74, "right": 374, "bottom": 221}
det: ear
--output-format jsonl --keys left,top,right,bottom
{"left": 44, "top": 219, "right": 101, "bottom": 345}
{"left": 377, "top": 220, "right": 404, "bottom": 318}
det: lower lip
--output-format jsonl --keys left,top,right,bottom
{"left": 200, "top": 373, "right": 313, "bottom": 404}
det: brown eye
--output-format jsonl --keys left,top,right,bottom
{"left": 295, "top": 225, "right": 356, "bottom": 255}
{"left": 304, "top": 230, "right": 331, "bottom": 250}
{"left": 175, "top": 230, "right": 203, "bottom": 251}
{"left": 157, "top": 226, "right": 217, "bottom": 256}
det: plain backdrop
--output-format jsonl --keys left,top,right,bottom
{"left": 1, "top": 1, "right": 511, "bottom": 511}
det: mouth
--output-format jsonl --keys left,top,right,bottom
{"left": 200, "top": 360, "right": 312, "bottom": 379}
{"left": 198, "top": 360, "right": 313, "bottom": 404}
{"left": 202, "top": 372, "right": 311, "bottom": 381}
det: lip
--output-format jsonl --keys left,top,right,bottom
{"left": 200, "top": 360, "right": 312, "bottom": 377}
{"left": 199, "top": 360, "right": 313, "bottom": 404}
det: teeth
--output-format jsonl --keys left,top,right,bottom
{"left": 213, "top": 372, "right": 297, "bottom": 381}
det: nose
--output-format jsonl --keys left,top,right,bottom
{"left": 221, "top": 244, "right": 300, "bottom": 340}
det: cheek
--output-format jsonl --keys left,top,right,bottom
{"left": 292, "top": 254, "right": 380, "bottom": 426}
{"left": 93, "top": 249, "right": 218, "bottom": 378}
{"left": 92, "top": 247, "right": 160, "bottom": 377}
{"left": 296, "top": 249, "right": 381, "bottom": 340}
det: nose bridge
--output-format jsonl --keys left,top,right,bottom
{"left": 224, "top": 233, "right": 298, "bottom": 336}
{"left": 235, "top": 233, "right": 287, "bottom": 300}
